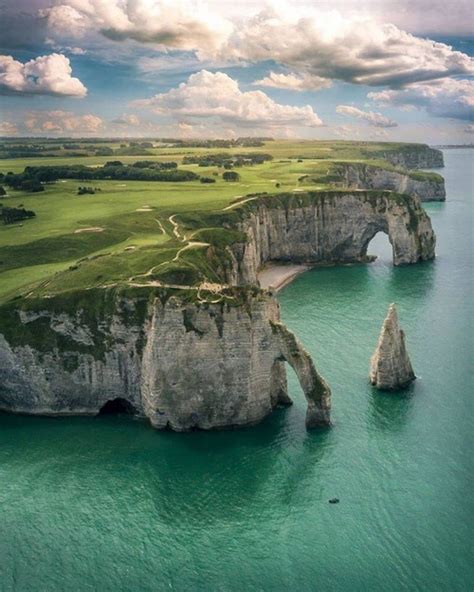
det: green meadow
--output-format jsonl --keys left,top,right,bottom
{"left": 0, "top": 139, "right": 436, "bottom": 304}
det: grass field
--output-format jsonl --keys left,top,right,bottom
{"left": 0, "top": 139, "right": 439, "bottom": 304}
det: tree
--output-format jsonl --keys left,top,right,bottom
{"left": 0, "top": 186, "right": 6, "bottom": 196}
{"left": 223, "top": 171, "right": 240, "bottom": 182}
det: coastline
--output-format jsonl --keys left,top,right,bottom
{"left": 258, "top": 263, "right": 311, "bottom": 292}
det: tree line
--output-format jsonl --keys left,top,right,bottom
{"left": 0, "top": 161, "right": 199, "bottom": 190}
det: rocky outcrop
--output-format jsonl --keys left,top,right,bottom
{"left": 370, "top": 304, "right": 415, "bottom": 390}
{"left": 0, "top": 289, "right": 331, "bottom": 431}
{"left": 370, "top": 145, "right": 444, "bottom": 169}
{"left": 227, "top": 191, "right": 436, "bottom": 285}
{"left": 331, "top": 163, "right": 446, "bottom": 202}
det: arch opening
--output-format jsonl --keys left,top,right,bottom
{"left": 98, "top": 398, "right": 137, "bottom": 416}
{"left": 365, "top": 231, "right": 393, "bottom": 264}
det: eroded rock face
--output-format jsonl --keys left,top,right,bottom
{"left": 370, "top": 304, "right": 415, "bottom": 390}
{"left": 0, "top": 292, "right": 331, "bottom": 430}
{"left": 332, "top": 163, "right": 446, "bottom": 202}
{"left": 371, "top": 146, "right": 444, "bottom": 169}
{"left": 229, "top": 192, "right": 436, "bottom": 285}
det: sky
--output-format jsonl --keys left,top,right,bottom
{"left": 0, "top": 0, "right": 473, "bottom": 142}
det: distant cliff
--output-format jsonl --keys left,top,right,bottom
{"left": 329, "top": 163, "right": 446, "bottom": 202}
{"left": 369, "top": 145, "right": 444, "bottom": 169}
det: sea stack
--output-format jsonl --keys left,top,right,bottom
{"left": 370, "top": 304, "right": 415, "bottom": 390}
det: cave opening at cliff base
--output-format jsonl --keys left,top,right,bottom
{"left": 98, "top": 398, "right": 137, "bottom": 416}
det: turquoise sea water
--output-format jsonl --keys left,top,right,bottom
{"left": 0, "top": 149, "right": 472, "bottom": 592}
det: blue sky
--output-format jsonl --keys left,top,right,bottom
{"left": 0, "top": 0, "right": 473, "bottom": 142}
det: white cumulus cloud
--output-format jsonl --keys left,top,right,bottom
{"left": 0, "top": 53, "right": 87, "bottom": 97}
{"left": 369, "top": 79, "right": 474, "bottom": 122}
{"left": 25, "top": 111, "right": 103, "bottom": 134}
{"left": 42, "top": 0, "right": 233, "bottom": 54}
{"left": 336, "top": 105, "right": 398, "bottom": 128}
{"left": 252, "top": 72, "right": 332, "bottom": 92}
{"left": 135, "top": 70, "right": 323, "bottom": 128}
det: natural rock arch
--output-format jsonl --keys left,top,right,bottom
{"left": 271, "top": 322, "right": 331, "bottom": 427}
{"left": 228, "top": 191, "right": 436, "bottom": 285}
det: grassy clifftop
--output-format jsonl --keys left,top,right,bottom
{"left": 0, "top": 140, "right": 441, "bottom": 307}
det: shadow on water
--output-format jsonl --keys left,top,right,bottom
{"left": 0, "top": 406, "right": 332, "bottom": 527}
{"left": 139, "top": 407, "right": 333, "bottom": 526}
{"left": 367, "top": 383, "right": 416, "bottom": 433}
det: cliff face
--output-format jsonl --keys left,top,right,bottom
{"left": 0, "top": 291, "right": 331, "bottom": 431}
{"left": 333, "top": 163, "right": 446, "bottom": 202}
{"left": 371, "top": 146, "right": 444, "bottom": 169}
{"left": 229, "top": 192, "right": 436, "bottom": 285}
{"left": 370, "top": 304, "right": 415, "bottom": 390}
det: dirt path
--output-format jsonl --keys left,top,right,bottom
{"left": 172, "top": 241, "right": 210, "bottom": 262}
{"left": 222, "top": 196, "right": 258, "bottom": 211}
{"left": 155, "top": 218, "right": 167, "bottom": 235}
{"left": 168, "top": 215, "right": 185, "bottom": 241}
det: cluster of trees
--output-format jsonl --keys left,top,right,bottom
{"left": 114, "top": 146, "right": 154, "bottom": 156}
{"left": 128, "top": 160, "right": 177, "bottom": 170}
{"left": 94, "top": 145, "right": 155, "bottom": 157}
{"left": 94, "top": 147, "right": 114, "bottom": 156}
{"left": 0, "top": 205, "right": 36, "bottom": 225}
{"left": 77, "top": 186, "right": 96, "bottom": 195}
{"left": 0, "top": 144, "right": 57, "bottom": 159}
{"left": 1, "top": 162, "right": 199, "bottom": 189}
{"left": 0, "top": 173, "right": 44, "bottom": 192}
{"left": 130, "top": 142, "right": 154, "bottom": 148}
{"left": 182, "top": 152, "right": 273, "bottom": 168}
{"left": 223, "top": 171, "right": 240, "bottom": 182}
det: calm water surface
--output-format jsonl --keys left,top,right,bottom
{"left": 0, "top": 149, "right": 472, "bottom": 591}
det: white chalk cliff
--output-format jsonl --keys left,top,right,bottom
{"left": 330, "top": 163, "right": 446, "bottom": 202}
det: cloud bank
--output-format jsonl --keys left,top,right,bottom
{"left": 42, "top": 2, "right": 473, "bottom": 89}
{"left": 25, "top": 111, "right": 103, "bottom": 133}
{"left": 224, "top": 4, "right": 473, "bottom": 89}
